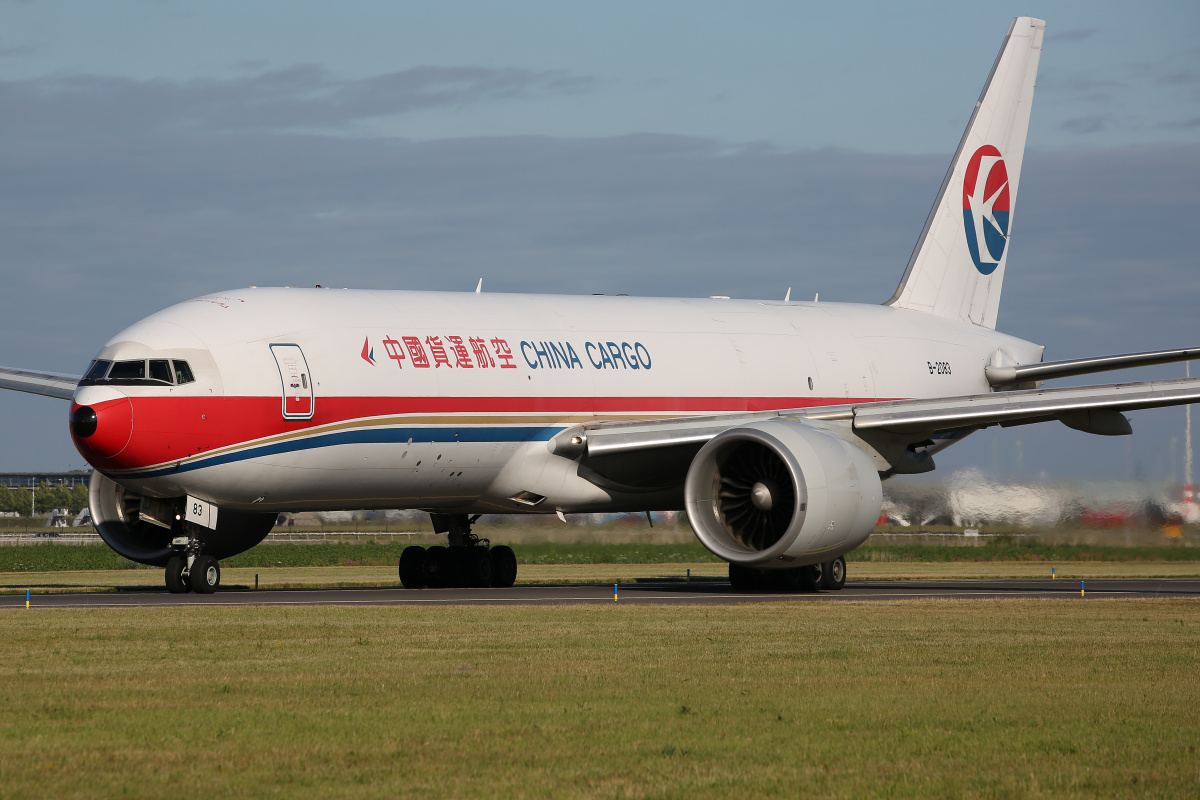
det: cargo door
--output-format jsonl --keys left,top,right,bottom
{"left": 270, "top": 344, "right": 314, "bottom": 420}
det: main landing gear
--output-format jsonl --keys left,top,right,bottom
{"left": 728, "top": 555, "right": 847, "bottom": 593}
{"left": 164, "top": 530, "right": 221, "bottom": 594}
{"left": 399, "top": 514, "right": 518, "bottom": 589}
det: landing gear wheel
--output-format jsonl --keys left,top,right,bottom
{"left": 469, "top": 547, "right": 494, "bottom": 588}
{"left": 799, "top": 564, "right": 822, "bottom": 593}
{"left": 422, "top": 546, "right": 448, "bottom": 588}
{"left": 728, "top": 563, "right": 753, "bottom": 591}
{"left": 189, "top": 555, "right": 220, "bottom": 594}
{"left": 821, "top": 556, "right": 847, "bottom": 590}
{"left": 444, "top": 546, "right": 469, "bottom": 586}
{"left": 165, "top": 556, "right": 190, "bottom": 594}
{"left": 399, "top": 546, "right": 427, "bottom": 589}
{"left": 490, "top": 545, "right": 517, "bottom": 588}
{"left": 773, "top": 567, "right": 805, "bottom": 592}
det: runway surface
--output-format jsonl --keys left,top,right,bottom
{"left": 5, "top": 579, "right": 1200, "bottom": 609}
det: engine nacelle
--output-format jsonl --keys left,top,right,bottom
{"left": 684, "top": 420, "right": 882, "bottom": 567}
{"left": 88, "top": 471, "right": 275, "bottom": 566}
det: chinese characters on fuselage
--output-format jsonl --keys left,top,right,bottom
{"left": 376, "top": 336, "right": 652, "bottom": 371}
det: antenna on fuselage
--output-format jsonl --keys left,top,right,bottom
{"left": 784, "top": 287, "right": 791, "bottom": 302}
{"left": 475, "top": 278, "right": 483, "bottom": 294}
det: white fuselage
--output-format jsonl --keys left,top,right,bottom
{"left": 69, "top": 288, "right": 1043, "bottom": 513}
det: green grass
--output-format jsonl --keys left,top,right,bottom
{"left": 0, "top": 599, "right": 1197, "bottom": 798}
{"left": 851, "top": 542, "right": 1200, "bottom": 563}
{"left": 224, "top": 541, "right": 723, "bottom": 568}
{"left": 0, "top": 542, "right": 725, "bottom": 572}
{"left": 0, "top": 545, "right": 147, "bottom": 572}
{"left": 7, "top": 559, "right": 1200, "bottom": 595}
{"left": 6, "top": 540, "right": 1200, "bottom": 573}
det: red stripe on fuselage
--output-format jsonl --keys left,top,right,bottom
{"left": 76, "top": 395, "right": 875, "bottom": 472}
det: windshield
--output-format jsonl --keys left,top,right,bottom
{"left": 79, "top": 358, "right": 196, "bottom": 387}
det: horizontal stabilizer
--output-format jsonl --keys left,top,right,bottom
{"left": 986, "top": 347, "right": 1200, "bottom": 386}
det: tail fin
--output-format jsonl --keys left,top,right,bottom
{"left": 885, "top": 17, "right": 1044, "bottom": 330}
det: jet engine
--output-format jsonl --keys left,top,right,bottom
{"left": 88, "top": 471, "right": 275, "bottom": 566}
{"left": 684, "top": 420, "right": 882, "bottom": 567}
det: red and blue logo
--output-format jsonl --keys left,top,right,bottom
{"left": 962, "top": 145, "right": 1010, "bottom": 275}
{"left": 361, "top": 337, "right": 376, "bottom": 365}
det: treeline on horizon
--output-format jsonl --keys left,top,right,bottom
{"left": 0, "top": 483, "right": 88, "bottom": 516}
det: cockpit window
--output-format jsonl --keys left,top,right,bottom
{"left": 83, "top": 360, "right": 112, "bottom": 380}
{"left": 108, "top": 360, "right": 146, "bottom": 380}
{"left": 78, "top": 358, "right": 197, "bottom": 387}
{"left": 173, "top": 360, "right": 195, "bottom": 384}
{"left": 148, "top": 359, "right": 173, "bottom": 384}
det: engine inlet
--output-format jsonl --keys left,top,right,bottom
{"left": 715, "top": 441, "right": 796, "bottom": 551}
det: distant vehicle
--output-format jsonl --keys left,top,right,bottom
{"left": 1, "top": 17, "right": 1198, "bottom": 594}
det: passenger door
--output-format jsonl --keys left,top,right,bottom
{"left": 270, "top": 344, "right": 314, "bottom": 420}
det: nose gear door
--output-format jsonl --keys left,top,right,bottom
{"left": 270, "top": 344, "right": 314, "bottom": 420}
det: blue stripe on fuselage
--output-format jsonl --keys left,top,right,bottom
{"left": 119, "top": 425, "right": 563, "bottom": 479}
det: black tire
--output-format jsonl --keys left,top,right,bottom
{"left": 798, "top": 564, "right": 822, "bottom": 592}
{"left": 821, "top": 556, "right": 847, "bottom": 590}
{"left": 470, "top": 548, "right": 494, "bottom": 588}
{"left": 773, "top": 567, "right": 805, "bottom": 592}
{"left": 490, "top": 545, "right": 517, "bottom": 588}
{"left": 445, "top": 546, "right": 470, "bottom": 588}
{"left": 398, "top": 546, "right": 427, "bottom": 589}
{"left": 422, "top": 546, "right": 448, "bottom": 588}
{"left": 729, "top": 563, "right": 756, "bottom": 591}
{"left": 164, "top": 556, "right": 189, "bottom": 594}
{"left": 189, "top": 555, "right": 220, "bottom": 594}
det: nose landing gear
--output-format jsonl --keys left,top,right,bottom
{"left": 163, "top": 530, "right": 221, "bottom": 594}
{"left": 399, "top": 514, "right": 518, "bottom": 589}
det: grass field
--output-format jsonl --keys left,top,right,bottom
{"left": 4, "top": 560, "right": 1200, "bottom": 594}
{"left": 4, "top": 540, "right": 1200, "bottom": 574}
{"left": 1, "top": 599, "right": 1197, "bottom": 798}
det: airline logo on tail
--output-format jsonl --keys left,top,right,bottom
{"left": 962, "top": 145, "right": 1011, "bottom": 275}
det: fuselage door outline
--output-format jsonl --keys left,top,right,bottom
{"left": 269, "top": 343, "right": 315, "bottom": 420}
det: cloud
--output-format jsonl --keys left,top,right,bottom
{"left": 0, "top": 69, "right": 1196, "bottom": 475}
{"left": 1035, "top": 72, "right": 1118, "bottom": 106}
{"left": 1158, "top": 70, "right": 1200, "bottom": 87}
{"left": 1161, "top": 116, "right": 1200, "bottom": 130}
{"left": 1048, "top": 28, "right": 1099, "bottom": 43}
{"left": 0, "top": 65, "right": 598, "bottom": 139}
{"left": 1061, "top": 115, "right": 1111, "bottom": 134}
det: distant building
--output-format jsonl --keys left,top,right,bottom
{"left": 0, "top": 471, "right": 92, "bottom": 489}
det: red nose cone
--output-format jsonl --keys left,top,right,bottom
{"left": 70, "top": 398, "right": 134, "bottom": 460}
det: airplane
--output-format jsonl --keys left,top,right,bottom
{"left": 2, "top": 16, "right": 1198, "bottom": 595}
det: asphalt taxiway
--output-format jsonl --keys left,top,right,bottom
{"left": 5, "top": 579, "right": 1200, "bottom": 609}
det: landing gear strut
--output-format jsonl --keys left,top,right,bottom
{"left": 163, "top": 528, "right": 221, "bottom": 594}
{"left": 729, "top": 555, "right": 847, "bottom": 593}
{"left": 399, "top": 514, "right": 518, "bottom": 589}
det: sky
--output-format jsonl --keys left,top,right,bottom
{"left": 0, "top": 0, "right": 1197, "bottom": 483}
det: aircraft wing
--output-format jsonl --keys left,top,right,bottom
{"left": 557, "top": 376, "right": 1200, "bottom": 482}
{"left": 850, "top": 376, "right": 1200, "bottom": 434}
{"left": 0, "top": 366, "right": 80, "bottom": 400}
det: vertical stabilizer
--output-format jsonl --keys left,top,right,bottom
{"left": 885, "top": 17, "right": 1044, "bottom": 329}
